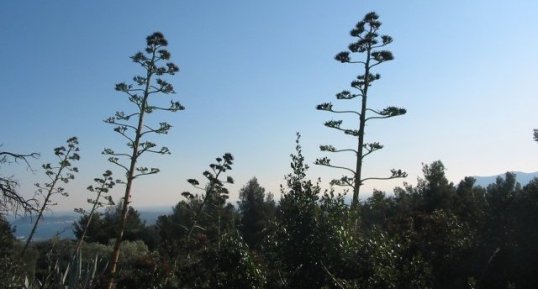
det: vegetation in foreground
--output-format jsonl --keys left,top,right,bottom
{"left": 3, "top": 141, "right": 538, "bottom": 289}
{"left": 1, "top": 12, "right": 538, "bottom": 289}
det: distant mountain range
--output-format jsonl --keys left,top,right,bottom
{"left": 472, "top": 171, "right": 538, "bottom": 188}
{"left": 6, "top": 207, "right": 172, "bottom": 241}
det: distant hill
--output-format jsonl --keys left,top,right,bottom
{"left": 472, "top": 171, "right": 538, "bottom": 188}
{"left": 8, "top": 213, "right": 78, "bottom": 241}
{"left": 6, "top": 206, "right": 172, "bottom": 241}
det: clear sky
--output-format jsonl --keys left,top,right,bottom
{"left": 1, "top": 0, "right": 538, "bottom": 211}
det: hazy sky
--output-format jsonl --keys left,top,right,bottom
{"left": 2, "top": 1, "right": 537, "bottom": 211}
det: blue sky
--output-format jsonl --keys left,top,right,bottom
{"left": 1, "top": 1, "right": 538, "bottom": 211}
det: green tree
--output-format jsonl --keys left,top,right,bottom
{"left": 21, "top": 137, "right": 80, "bottom": 257}
{"left": 360, "top": 190, "right": 395, "bottom": 230}
{"left": 387, "top": 162, "right": 478, "bottom": 289}
{"left": 315, "top": 12, "right": 407, "bottom": 208}
{"left": 237, "top": 177, "right": 276, "bottom": 249}
{"left": 176, "top": 233, "right": 266, "bottom": 289}
{"left": 0, "top": 215, "right": 25, "bottom": 288}
{"left": 416, "top": 161, "right": 456, "bottom": 213}
{"left": 272, "top": 133, "right": 323, "bottom": 288}
{"left": 271, "top": 133, "right": 355, "bottom": 288}
{"left": 355, "top": 227, "right": 433, "bottom": 289}
{"left": 155, "top": 200, "right": 193, "bottom": 257}
{"left": 73, "top": 202, "right": 146, "bottom": 245}
{"left": 454, "top": 177, "right": 487, "bottom": 231}
{"left": 73, "top": 212, "right": 108, "bottom": 244}
{"left": 102, "top": 31, "right": 184, "bottom": 288}
{"left": 476, "top": 173, "right": 520, "bottom": 289}
{"left": 210, "top": 234, "right": 266, "bottom": 289}
{"left": 509, "top": 178, "right": 538, "bottom": 288}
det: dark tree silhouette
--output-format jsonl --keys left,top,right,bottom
{"left": 316, "top": 12, "right": 407, "bottom": 208}
{"left": 182, "top": 153, "right": 235, "bottom": 242}
{"left": 237, "top": 177, "right": 275, "bottom": 249}
{"left": 0, "top": 150, "right": 39, "bottom": 215}
{"left": 103, "top": 32, "right": 184, "bottom": 289}
{"left": 21, "top": 137, "right": 80, "bottom": 257}
{"left": 72, "top": 170, "right": 115, "bottom": 256}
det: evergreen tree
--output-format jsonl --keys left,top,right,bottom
{"left": 270, "top": 133, "right": 359, "bottom": 288}
{"left": 416, "top": 161, "right": 456, "bottom": 213}
{"left": 73, "top": 202, "right": 146, "bottom": 245}
{"left": 237, "top": 177, "right": 275, "bottom": 249}
{"left": 276, "top": 133, "right": 325, "bottom": 288}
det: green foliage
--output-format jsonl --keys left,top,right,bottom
{"left": 73, "top": 203, "right": 148, "bottom": 245}
{"left": 177, "top": 234, "right": 266, "bottom": 289}
{"left": 0, "top": 216, "right": 26, "bottom": 288}
{"left": 265, "top": 133, "right": 432, "bottom": 289}
{"left": 267, "top": 133, "right": 355, "bottom": 288}
{"left": 153, "top": 154, "right": 246, "bottom": 288}
{"left": 210, "top": 234, "right": 266, "bottom": 289}
{"left": 0, "top": 216, "right": 15, "bottom": 255}
{"left": 416, "top": 161, "right": 455, "bottom": 212}
{"left": 237, "top": 177, "right": 276, "bottom": 249}
{"left": 380, "top": 162, "right": 478, "bottom": 288}
{"left": 155, "top": 200, "right": 194, "bottom": 257}
{"left": 13, "top": 239, "right": 150, "bottom": 289}
{"left": 355, "top": 162, "right": 538, "bottom": 289}
{"left": 358, "top": 229, "right": 432, "bottom": 289}
{"left": 360, "top": 190, "right": 395, "bottom": 230}
{"left": 3, "top": 11, "right": 538, "bottom": 289}
{"left": 509, "top": 179, "right": 538, "bottom": 287}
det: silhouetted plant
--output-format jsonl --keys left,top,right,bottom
{"left": 316, "top": 12, "right": 407, "bottom": 207}
{"left": 0, "top": 150, "right": 39, "bottom": 216}
{"left": 182, "top": 153, "right": 235, "bottom": 241}
{"left": 237, "top": 177, "right": 276, "bottom": 249}
{"left": 71, "top": 170, "right": 115, "bottom": 263}
{"left": 102, "top": 31, "right": 184, "bottom": 288}
{"left": 21, "top": 137, "right": 80, "bottom": 257}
